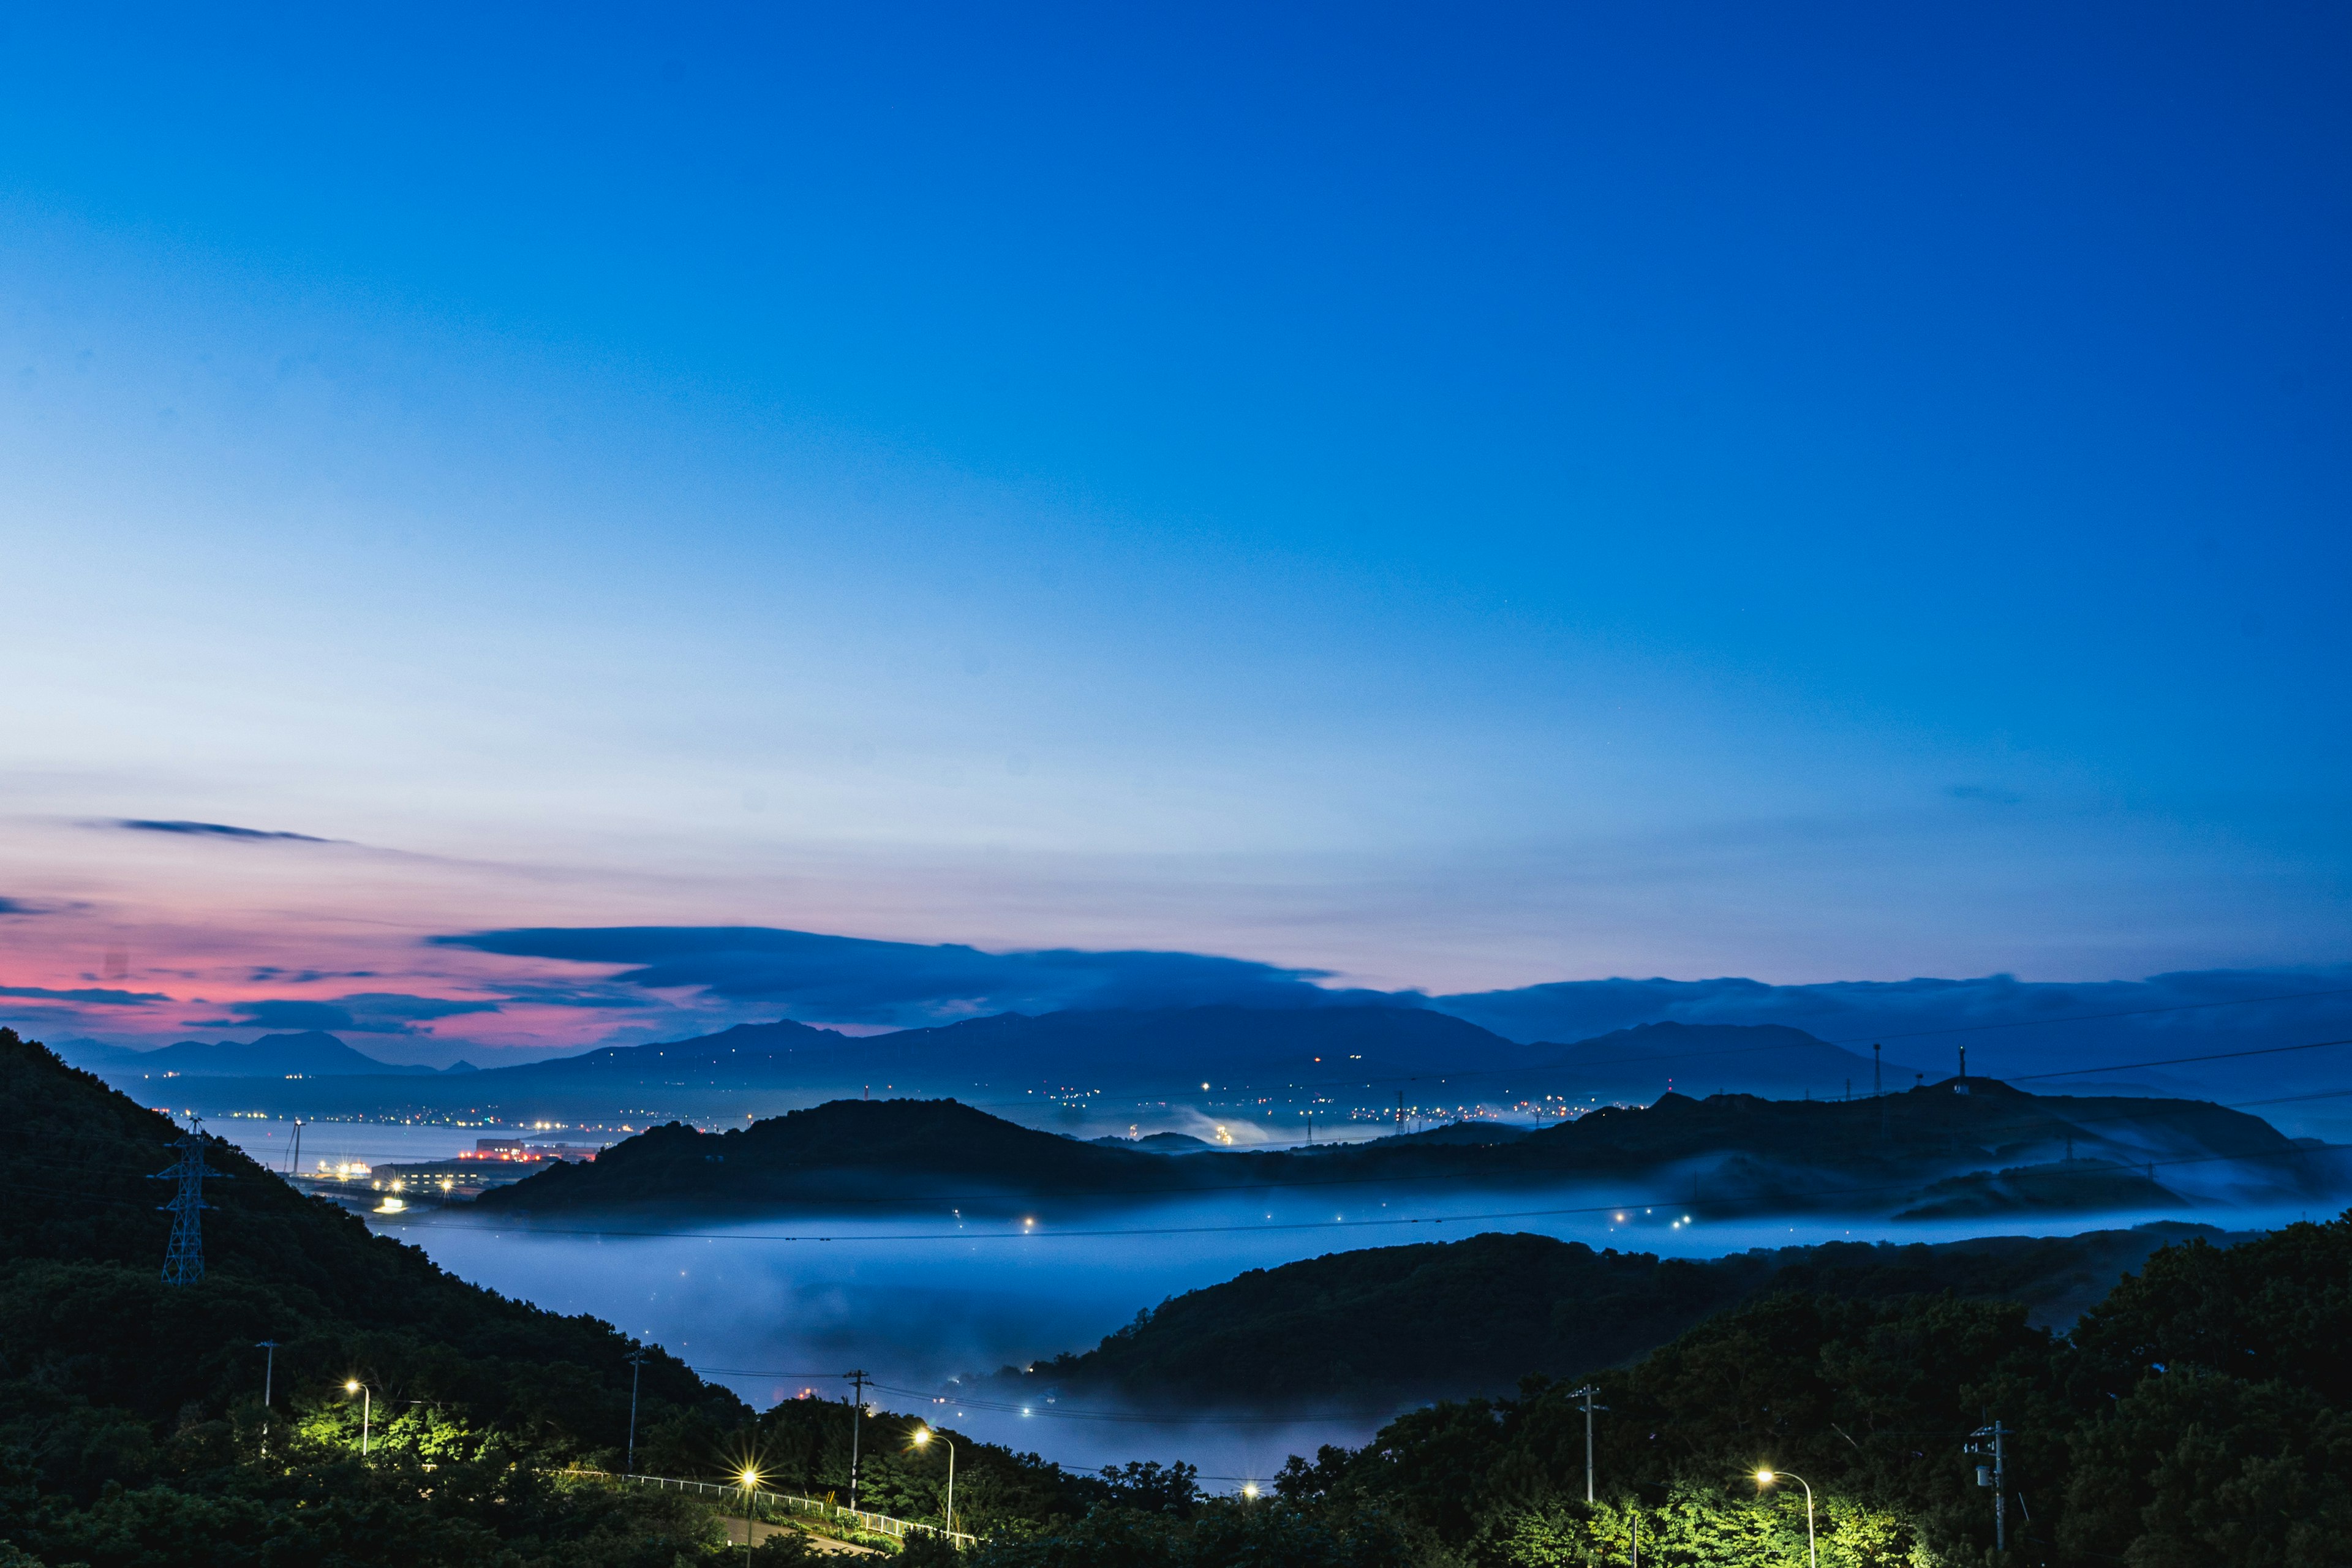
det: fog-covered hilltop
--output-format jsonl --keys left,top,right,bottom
{"left": 466, "top": 1076, "right": 2337, "bottom": 1220}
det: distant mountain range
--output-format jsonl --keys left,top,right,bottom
{"left": 59, "top": 1031, "right": 471, "bottom": 1080}
{"left": 52, "top": 1007, "right": 1927, "bottom": 1128}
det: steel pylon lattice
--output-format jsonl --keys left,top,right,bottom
{"left": 151, "top": 1116, "right": 226, "bottom": 1285}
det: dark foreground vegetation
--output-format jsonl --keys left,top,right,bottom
{"left": 4, "top": 1027, "right": 2347, "bottom": 1567}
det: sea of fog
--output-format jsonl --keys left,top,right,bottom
{"left": 211, "top": 1120, "right": 2340, "bottom": 1490}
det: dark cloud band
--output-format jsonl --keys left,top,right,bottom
{"left": 182, "top": 992, "right": 502, "bottom": 1035}
{"left": 432, "top": 925, "right": 1371, "bottom": 1027}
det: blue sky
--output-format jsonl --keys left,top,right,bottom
{"left": 1, "top": 2, "right": 2346, "bottom": 1051}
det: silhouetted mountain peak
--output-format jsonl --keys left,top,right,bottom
{"left": 90, "top": 1030, "right": 436, "bottom": 1079}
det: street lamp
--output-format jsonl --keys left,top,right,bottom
{"left": 911, "top": 1425, "right": 957, "bottom": 1540}
{"left": 344, "top": 1379, "right": 372, "bottom": 1457}
{"left": 737, "top": 1466, "right": 761, "bottom": 1564}
{"left": 1755, "top": 1469, "right": 1817, "bottom": 1568}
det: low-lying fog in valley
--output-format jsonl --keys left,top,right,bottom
{"left": 216, "top": 1118, "right": 2342, "bottom": 1485}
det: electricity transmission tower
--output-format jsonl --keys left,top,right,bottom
{"left": 152, "top": 1115, "right": 225, "bottom": 1285}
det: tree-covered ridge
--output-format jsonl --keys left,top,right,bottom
{"left": 1006, "top": 1223, "right": 2226, "bottom": 1409}
{"left": 470, "top": 1078, "right": 2315, "bottom": 1221}
{"left": 473, "top": 1096, "right": 1159, "bottom": 1212}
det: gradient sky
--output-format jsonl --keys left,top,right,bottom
{"left": 2, "top": 4, "right": 2348, "bottom": 1055}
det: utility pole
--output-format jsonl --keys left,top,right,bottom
{"left": 1396, "top": 1091, "right": 1404, "bottom": 1135}
{"left": 287, "top": 1118, "right": 304, "bottom": 1175}
{"left": 844, "top": 1370, "right": 870, "bottom": 1510}
{"left": 151, "top": 1116, "right": 224, "bottom": 1285}
{"left": 1569, "top": 1385, "right": 1607, "bottom": 1502}
{"left": 625, "top": 1349, "right": 647, "bottom": 1474}
{"left": 1967, "top": 1420, "right": 2008, "bottom": 1552}
{"left": 255, "top": 1340, "right": 277, "bottom": 1459}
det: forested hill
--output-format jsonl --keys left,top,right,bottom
{"left": 0, "top": 1026, "right": 736, "bottom": 1494}
{"left": 473, "top": 1095, "right": 1164, "bottom": 1210}
{"left": 1001, "top": 1223, "right": 2228, "bottom": 1410}
{"left": 472, "top": 1079, "right": 2326, "bottom": 1218}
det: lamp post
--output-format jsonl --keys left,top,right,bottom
{"left": 1756, "top": 1470, "right": 1817, "bottom": 1568}
{"left": 344, "top": 1379, "right": 372, "bottom": 1457}
{"left": 911, "top": 1425, "right": 957, "bottom": 1541}
{"left": 737, "top": 1466, "right": 761, "bottom": 1564}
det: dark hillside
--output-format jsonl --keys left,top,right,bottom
{"left": 466, "top": 1079, "right": 2324, "bottom": 1220}
{"left": 475, "top": 1096, "right": 1167, "bottom": 1211}
{"left": 1005, "top": 1221, "right": 2226, "bottom": 1409}
{"left": 1517, "top": 1077, "right": 2302, "bottom": 1203}
{"left": 0, "top": 1026, "right": 736, "bottom": 1499}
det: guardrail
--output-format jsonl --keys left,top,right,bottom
{"left": 558, "top": 1468, "right": 976, "bottom": 1549}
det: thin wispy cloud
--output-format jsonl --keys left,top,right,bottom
{"left": 115, "top": 820, "right": 332, "bottom": 843}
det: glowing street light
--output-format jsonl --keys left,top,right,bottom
{"left": 1756, "top": 1469, "right": 1817, "bottom": 1568}
{"left": 344, "top": 1379, "right": 372, "bottom": 1457}
{"left": 911, "top": 1425, "right": 957, "bottom": 1540}
{"left": 737, "top": 1466, "right": 761, "bottom": 1564}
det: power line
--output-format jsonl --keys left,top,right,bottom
{"left": 2008, "top": 1036, "right": 2352, "bottom": 1082}
{"left": 1823, "top": 986, "right": 2352, "bottom": 1044}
